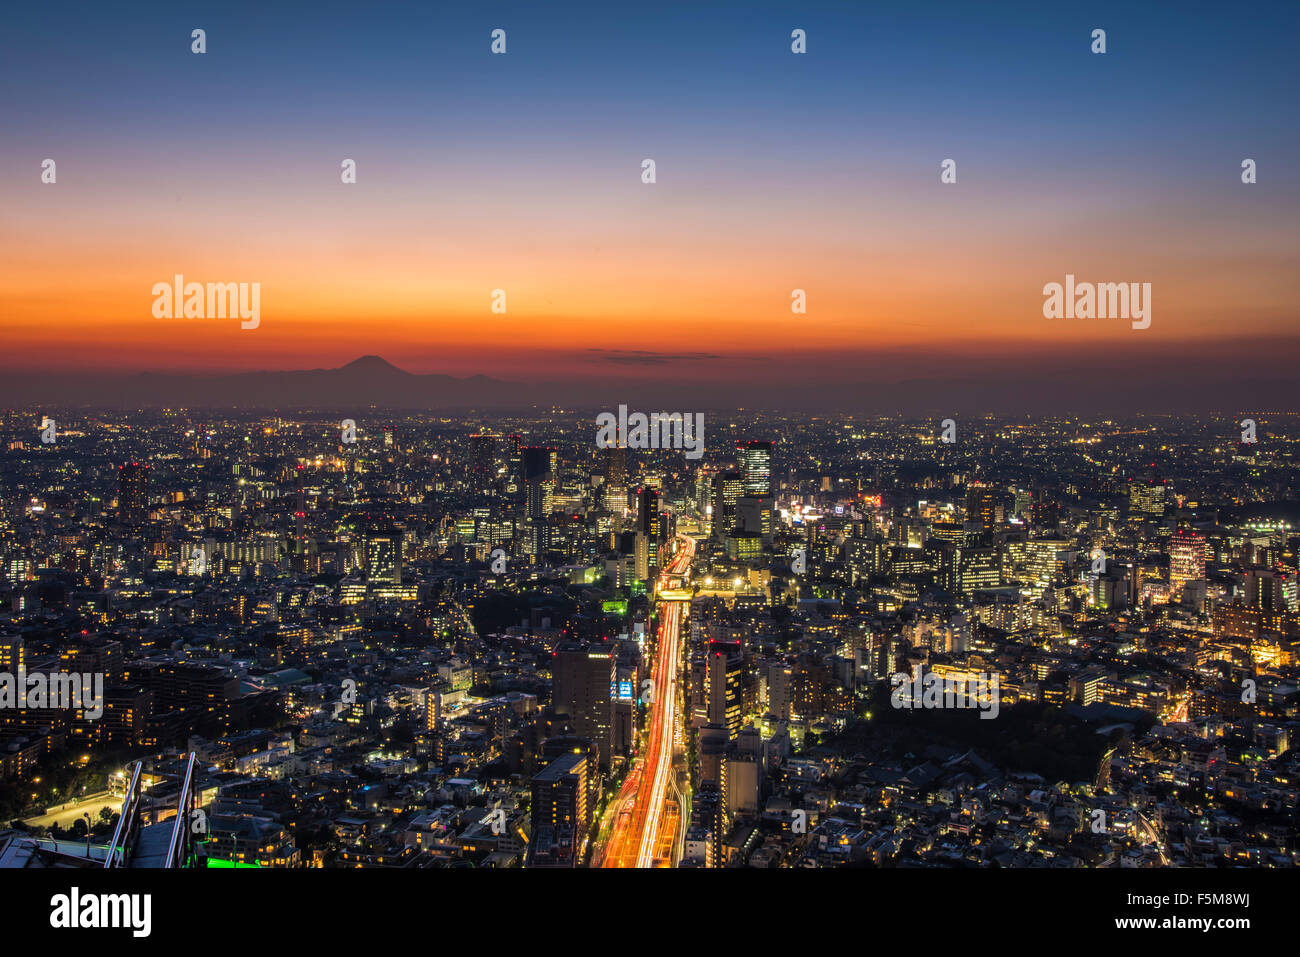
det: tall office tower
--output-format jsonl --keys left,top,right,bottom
{"left": 602, "top": 444, "right": 628, "bottom": 513}
{"left": 602, "top": 482, "right": 627, "bottom": 515}
{"left": 604, "top": 444, "right": 627, "bottom": 487}
{"left": 506, "top": 433, "right": 524, "bottom": 480}
{"left": 293, "top": 465, "right": 307, "bottom": 557}
{"left": 956, "top": 544, "right": 1001, "bottom": 596}
{"left": 1129, "top": 479, "right": 1167, "bottom": 516}
{"left": 469, "top": 432, "right": 501, "bottom": 480}
{"left": 735, "top": 496, "right": 773, "bottom": 544}
{"left": 118, "top": 462, "right": 150, "bottom": 527}
{"left": 635, "top": 487, "right": 660, "bottom": 580}
{"left": 635, "top": 531, "right": 650, "bottom": 584}
{"left": 965, "top": 482, "right": 1000, "bottom": 531}
{"left": 523, "top": 446, "right": 557, "bottom": 520}
{"left": 697, "top": 724, "right": 728, "bottom": 789}
{"left": 1012, "top": 487, "right": 1034, "bottom": 519}
{"left": 528, "top": 751, "right": 589, "bottom": 868}
{"left": 765, "top": 660, "right": 792, "bottom": 720}
{"left": 1245, "top": 567, "right": 1292, "bottom": 612}
{"left": 725, "top": 748, "right": 760, "bottom": 818}
{"left": 711, "top": 471, "right": 743, "bottom": 540}
{"left": 738, "top": 441, "right": 774, "bottom": 496}
{"left": 551, "top": 644, "right": 615, "bottom": 768}
{"left": 365, "top": 528, "right": 402, "bottom": 584}
{"left": 425, "top": 689, "right": 442, "bottom": 732}
{"left": 686, "top": 787, "right": 725, "bottom": 868}
{"left": 706, "top": 640, "right": 744, "bottom": 740}
{"left": 1169, "top": 528, "right": 1207, "bottom": 594}
{"left": 1026, "top": 537, "right": 1069, "bottom": 592}
{"left": 688, "top": 651, "right": 709, "bottom": 726}
{"left": 1092, "top": 566, "right": 1130, "bottom": 611}
{"left": 1031, "top": 492, "right": 1061, "bottom": 530}
{"left": 694, "top": 468, "right": 714, "bottom": 515}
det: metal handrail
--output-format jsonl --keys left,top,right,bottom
{"left": 164, "top": 753, "right": 199, "bottom": 868}
{"left": 103, "top": 762, "right": 143, "bottom": 868}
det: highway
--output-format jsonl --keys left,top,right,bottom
{"left": 597, "top": 536, "right": 694, "bottom": 868}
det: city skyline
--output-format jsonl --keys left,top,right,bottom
{"left": 1, "top": 406, "right": 1297, "bottom": 877}
{"left": 1, "top": 1, "right": 1297, "bottom": 928}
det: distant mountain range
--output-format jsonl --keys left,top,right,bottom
{"left": 1, "top": 352, "right": 1297, "bottom": 414}
{"left": 0, "top": 356, "right": 527, "bottom": 410}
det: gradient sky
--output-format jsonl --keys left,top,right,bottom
{"left": 2, "top": 0, "right": 1297, "bottom": 394}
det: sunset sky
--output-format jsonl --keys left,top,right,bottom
{"left": 2, "top": 0, "right": 1297, "bottom": 393}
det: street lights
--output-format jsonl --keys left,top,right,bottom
{"left": 83, "top": 812, "right": 93, "bottom": 858}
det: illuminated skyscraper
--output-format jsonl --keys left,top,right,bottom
{"left": 706, "top": 640, "right": 744, "bottom": 739}
{"left": 601, "top": 444, "right": 628, "bottom": 513}
{"left": 965, "top": 482, "right": 1000, "bottom": 531}
{"left": 711, "top": 471, "right": 742, "bottom": 541}
{"left": 604, "top": 444, "right": 627, "bottom": 487}
{"left": 366, "top": 528, "right": 402, "bottom": 584}
{"left": 507, "top": 433, "right": 524, "bottom": 481}
{"left": 635, "top": 487, "right": 660, "bottom": 580}
{"left": 523, "top": 447, "right": 557, "bottom": 520}
{"left": 469, "top": 432, "right": 501, "bottom": 480}
{"left": 1245, "top": 566, "right": 1292, "bottom": 612}
{"left": 738, "top": 440, "right": 773, "bottom": 497}
{"left": 552, "top": 644, "right": 615, "bottom": 768}
{"left": 1129, "top": 479, "right": 1167, "bottom": 516}
{"left": 118, "top": 462, "right": 150, "bottom": 527}
{"left": 1169, "top": 528, "right": 1206, "bottom": 594}
{"left": 528, "top": 751, "right": 589, "bottom": 868}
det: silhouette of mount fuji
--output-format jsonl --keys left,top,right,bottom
{"left": 1, "top": 356, "right": 526, "bottom": 409}
{"left": 2, "top": 349, "right": 1296, "bottom": 414}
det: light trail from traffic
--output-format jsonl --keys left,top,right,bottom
{"left": 599, "top": 536, "right": 694, "bottom": 868}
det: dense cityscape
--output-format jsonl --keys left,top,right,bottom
{"left": 1, "top": 399, "right": 1296, "bottom": 869}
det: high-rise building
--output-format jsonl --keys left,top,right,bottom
{"left": 958, "top": 544, "right": 1001, "bottom": 595}
{"left": 764, "top": 661, "right": 791, "bottom": 720}
{"left": 528, "top": 751, "right": 589, "bottom": 867}
{"left": 366, "top": 528, "right": 402, "bottom": 584}
{"left": 1245, "top": 566, "right": 1293, "bottom": 612}
{"left": 706, "top": 640, "right": 744, "bottom": 740}
{"left": 1129, "top": 479, "right": 1167, "bottom": 516}
{"left": 506, "top": 433, "right": 524, "bottom": 480}
{"left": 118, "top": 462, "right": 150, "bottom": 527}
{"left": 694, "top": 468, "right": 714, "bottom": 516}
{"left": 604, "top": 444, "right": 627, "bottom": 487}
{"left": 602, "top": 445, "right": 628, "bottom": 513}
{"left": 469, "top": 432, "right": 501, "bottom": 480}
{"left": 711, "top": 471, "right": 742, "bottom": 541}
{"left": 523, "top": 447, "right": 557, "bottom": 520}
{"left": 738, "top": 441, "right": 773, "bottom": 497}
{"left": 965, "top": 482, "right": 1000, "bottom": 531}
{"left": 551, "top": 644, "right": 615, "bottom": 767}
{"left": 735, "top": 496, "right": 773, "bottom": 544}
{"left": 635, "top": 487, "right": 660, "bottom": 580}
{"left": 1170, "top": 528, "right": 1206, "bottom": 594}
{"left": 1025, "top": 538, "right": 1069, "bottom": 597}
